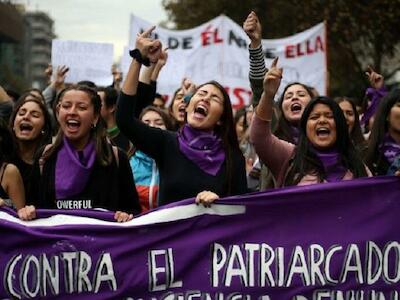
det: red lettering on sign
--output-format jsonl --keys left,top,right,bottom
{"left": 286, "top": 45, "right": 295, "bottom": 58}
{"left": 315, "top": 35, "right": 324, "bottom": 52}
{"left": 296, "top": 43, "right": 305, "bottom": 57}
{"left": 306, "top": 40, "right": 314, "bottom": 54}
{"left": 233, "top": 88, "right": 251, "bottom": 110}
{"left": 201, "top": 25, "right": 224, "bottom": 46}
{"left": 285, "top": 35, "right": 325, "bottom": 58}
{"left": 224, "top": 86, "right": 251, "bottom": 109}
{"left": 213, "top": 29, "right": 223, "bottom": 44}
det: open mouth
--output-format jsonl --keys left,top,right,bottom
{"left": 290, "top": 103, "right": 302, "bottom": 113}
{"left": 19, "top": 123, "right": 33, "bottom": 133}
{"left": 194, "top": 105, "right": 208, "bottom": 118}
{"left": 66, "top": 119, "right": 81, "bottom": 130}
{"left": 177, "top": 104, "right": 187, "bottom": 116}
{"left": 316, "top": 127, "right": 330, "bottom": 137}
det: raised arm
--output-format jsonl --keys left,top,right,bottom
{"left": 243, "top": 11, "right": 267, "bottom": 107}
{"left": 42, "top": 65, "right": 69, "bottom": 108}
{"left": 117, "top": 27, "right": 169, "bottom": 160}
{"left": 151, "top": 48, "right": 168, "bottom": 82}
{"left": 136, "top": 63, "right": 157, "bottom": 117}
{"left": 361, "top": 66, "right": 388, "bottom": 126}
{"left": 136, "top": 47, "right": 169, "bottom": 113}
{"left": 250, "top": 58, "right": 295, "bottom": 179}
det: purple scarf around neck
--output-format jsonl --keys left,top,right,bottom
{"left": 312, "top": 147, "right": 347, "bottom": 182}
{"left": 290, "top": 125, "right": 300, "bottom": 144}
{"left": 178, "top": 124, "right": 225, "bottom": 176}
{"left": 55, "top": 137, "right": 96, "bottom": 199}
{"left": 360, "top": 86, "right": 388, "bottom": 126}
{"left": 380, "top": 134, "right": 400, "bottom": 164}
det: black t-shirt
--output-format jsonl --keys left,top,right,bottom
{"left": 12, "top": 156, "right": 34, "bottom": 200}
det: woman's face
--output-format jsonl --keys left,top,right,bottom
{"left": 141, "top": 110, "right": 166, "bottom": 130}
{"left": 338, "top": 100, "right": 355, "bottom": 134}
{"left": 171, "top": 89, "right": 186, "bottom": 124}
{"left": 235, "top": 115, "right": 245, "bottom": 140}
{"left": 306, "top": 103, "right": 337, "bottom": 149}
{"left": 57, "top": 90, "right": 99, "bottom": 149}
{"left": 245, "top": 106, "right": 253, "bottom": 127}
{"left": 13, "top": 101, "right": 45, "bottom": 142}
{"left": 281, "top": 84, "right": 312, "bottom": 124}
{"left": 98, "top": 91, "right": 114, "bottom": 122}
{"left": 186, "top": 84, "right": 224, "bottom": 130}
{"left": 388, "top": 102, "right": 400, "bottom": 134}
{"left": 153, "top": 97, "right": 165, "bottom": 109}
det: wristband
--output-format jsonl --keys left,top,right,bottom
{"left": 183, "top": 93, "right": 193, "bottom": 103}
{"left": 129, "top": 49, "right": 150, "bottom": 67}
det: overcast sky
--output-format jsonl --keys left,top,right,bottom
{"left": 22, "top": 0, "right": 168, "bottom": 60}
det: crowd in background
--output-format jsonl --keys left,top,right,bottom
{"left": 0, "top": 12, "right": 399, "bottom": 221}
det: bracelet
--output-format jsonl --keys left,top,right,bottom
{"left": 129, "top": 49, "right": 150, "bottom": 67}
{"left": 183, "top": 93, "right": 193, "bottom": 103}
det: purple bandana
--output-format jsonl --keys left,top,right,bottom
{"left": 380, "top": 134, "right": 400, "bottom": 164}
{"left": 313, "top": 148, "right": 347, "bottom": 182}
{"left": 55, "top": 137, "right": 96, "bottom": 199}
{"left": 360, "top": 86, "right": 388, "bottom": 126}
{"left": 178, "top": 124, "right": 225, "bottom": 176}
{"left": 290, "top": 125, "right": 300, "bottom": 144}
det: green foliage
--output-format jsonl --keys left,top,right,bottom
{"left": 162, "top": 0, "right": 400, "bottom": 100}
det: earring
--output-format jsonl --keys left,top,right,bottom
{"left": 41, "top": 130, "right": 45, "bottom": 135}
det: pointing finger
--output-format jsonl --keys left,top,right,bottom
{"left": 271, "top": 57, "right": 279, "bottom": 68}
{"left": 366, "top": 65, "right": 374, "bottom": 75}
{"left": 141, "top": 26, "right": 156, "bottom": 38}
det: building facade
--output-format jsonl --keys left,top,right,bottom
{"left": 0, "top": 1, "right": 55, "bottom": 91}
{"left": 24, "top": 11, "right": 55, "bottom": 89}
{"left": 0, "top": 1, "right": 25, "bottom": 90}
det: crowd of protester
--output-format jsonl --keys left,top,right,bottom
{"left": 0, "top": 11, "right": 399, "bottom": 221}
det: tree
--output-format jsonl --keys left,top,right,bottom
{"left": 162, "top": 0, "right": 400, "bottom": 100}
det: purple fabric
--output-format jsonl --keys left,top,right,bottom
{"left": 55, "top": 137, "right": 96, "bottom": 199}
{"left": 380, "top": 134, "right": 400, "bottom": 164}
{"left": 360, "top": 86, "right": 388, "bottom": 126}
{"left": 313, "top": 147, "right": 347, "bottom": 182}
{"left": 178, "top": 124, "right": 225, "bottom": 175}
{"left": 1, "top": 176, "right": 399, "bottom": 299}
{"left": 290, "top": 125, "right": 300, "bottom": 144}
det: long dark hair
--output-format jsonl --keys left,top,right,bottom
{"left": 334, "top": 96, "right": 366, "bottom": 152}
{"left": 191, "top": 81, "right": 241, "bottom": 195}
{"left": 9, "top": 97, "right": 53, "bottom": 159}
{"left": 275, "top": 82, "right": 314, "bottom": 143}
{"left": 42, "top": 85, "right": 113, "bottom": 166}
{"left": 365, "top": 88, "right": 400, "bottom": 175}
{"left": 97, "top": 86, "right": 118, "bottom": 108}
{"left": 284, "top": 97, "right": 368, "bottom": 186}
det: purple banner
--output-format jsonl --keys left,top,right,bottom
{"left": 1, "top": 176, "right": 400, "bottom": 299}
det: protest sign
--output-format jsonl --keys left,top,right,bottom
{"left": 1, "top": 177, "right": 399, "bottom": 299}
{"left": 51, "top": 39, "right": 114, "bottom": 86}
{"left": 125, "top": 15, "right": 327, "bottom": 108}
